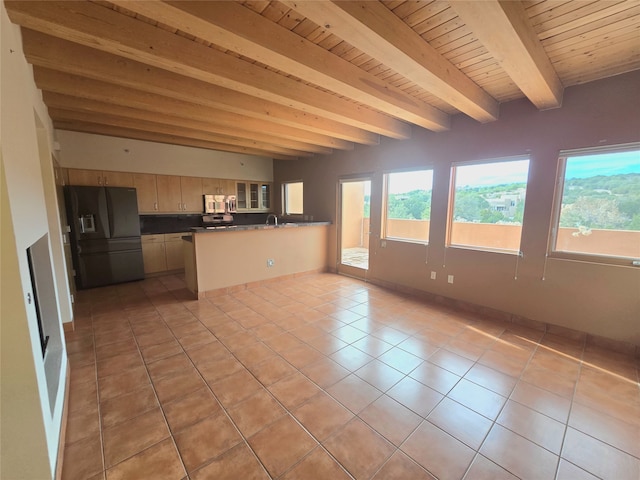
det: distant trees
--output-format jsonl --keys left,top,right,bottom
{"left": 560, "top": 197, "right": 629, "bottom": 229}
{"left": 383, "top": 173, "right": 639, "bottom": 231}
{"left": 387, "top": 190, "right": 431, "bottom": 220}
{"left": 561, "top": 173, "right": 640, "bottom": 231}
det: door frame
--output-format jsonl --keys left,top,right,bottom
{"left": 337, "top": 176, "right": 372, "bottom": 280}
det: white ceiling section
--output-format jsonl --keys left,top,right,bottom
{"left": 6, "top": 0, "right": 640, "bottom": 160}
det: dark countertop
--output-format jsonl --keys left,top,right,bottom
{"left": 191, "top": 221, "right": 330, "bottom": 233}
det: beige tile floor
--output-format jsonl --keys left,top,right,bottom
{"left": 63, "top": 272, "right": 640, "bottom": 480}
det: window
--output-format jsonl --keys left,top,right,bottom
{"left": 283, "top": 181, "right": 303, "bottom": 215}
{"left": 448, "top": 157, "right": 530, "bottom": 252}
{"left": 383, "top": 169, "right": 433, "bottom": 243}
{"left": 552, "top": 145, "right": 640, "bottom": 263}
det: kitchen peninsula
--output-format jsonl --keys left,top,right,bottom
{"left": 183, "top": 222, "right": 331, "bottom": 297}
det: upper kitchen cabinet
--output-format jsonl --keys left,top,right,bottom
{"left": 236, "top": 181, "right": 272, "bottom": 211}
{"left": 156, "top": 175, "right": 203, "bottom": 213}
{"left": 156, "top": 175, "right": 182, "bottom": 213}
{"left": 133, "top": 173, "right": 158, "bottom": 213}
{"left": 180, "top": 176, "right": 203, "bottom": 213}
{"left": 68, "top": 168, "right": 134, "bottom": 187}
{"left": 203, "top": 178, "right": 236, "bottom": 196}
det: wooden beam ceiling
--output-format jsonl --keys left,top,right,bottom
{"left": 281, "top": 0, "right": 500, "bottom": 123}
{"left": 6, "top": 0, "right": 411, "bottom": 139}
{"left": 34, "top": 69, "right": 353, "bottom": 151}
{"left": 110, "top": 0, "right": 450, "bottom": 132}
{"left": 44, "top": 94, "right": 335, "bottom": 155}
{"left": 21, "top": 29, "right": 379, "bottom": 146}
{"left": 4, "top": 1, "right": 638, "bottom": 160}
{"left": 50, "top": 108, "right": 316, "bottom": 158}
{"left": 450, "top": 0, "right": 564, "bottom": 110}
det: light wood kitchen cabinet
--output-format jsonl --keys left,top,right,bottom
{"left": 236, "top": 181, "right": 272, "bottom": 211}
{"left": 156, "top": 175, "right": 182, "bottom": 213}
{"left": 68, "top": 168, "right": 134, "bottom": 187}
{"left": 164, "top": 233, "right": 189, "bottom": 271}
{"left": 68, "top": 167, "right": 270, "bottom": 214}
{"left": 141, "top": 234, "right": 166, "bottom": 274}
{"left": 203, "top": 177, "right": 236, "bottom": 196}
{"left": 133, "top": 173, "right": 158, "bottom": 213}
{"left": 180, "top": 176, "right": 203, "bottom": 213}
{"left": 155, "top": 175, "right": 202, "bottom": 213}
{"left": 142, "top": 233, "right": 191, "bottom": 274}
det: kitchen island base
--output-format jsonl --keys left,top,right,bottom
{"left": 184, "top": 223, "right": 330, "bottom": 298}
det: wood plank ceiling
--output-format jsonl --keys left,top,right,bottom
{"left": 6, "top": 1, "right": 640, "bottom": 160}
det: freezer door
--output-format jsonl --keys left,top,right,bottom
{"left": 65, "top": 186, "right": 111, "bottom": 240}
{"left": 106, "top": 187, "right": 141, "bottom": 238}
{"left": 76, "top": 249, "right": 144, "bottom": 289}
{"left": 77, "top": 237, "right": 143, "bottom": 255}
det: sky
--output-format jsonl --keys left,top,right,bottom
{"left": 565, "top": 150, "right": 640, "bottom": 179}
{"left": 455, "top": 159, "right": 530, "bottom": 187}
{"left": 388, "top": 170, "right": 433, "bottom": 194}
{"left": 369, "top": 149, "right": 638, "bottom": 194}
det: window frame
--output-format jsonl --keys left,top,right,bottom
{"left": 548, "top": 143, "right": 640, "bottom": 267}
{"left": 282, "top": 180, "right": 304, "bottom": 216}
{"left": 446, "top": 155, "right": 531, "bottom": 255}
{"left": 382, "top": 168, "right": 434, "bottom": 245}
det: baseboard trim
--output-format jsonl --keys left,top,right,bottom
{"left": 202, "top": 267, "right": 328, "bottom": 298}
{"left": 55, "top": 360, "right": 71, "bottom": 480}
{"left": 363, "top": 275, "right": 640, "bottom": 354}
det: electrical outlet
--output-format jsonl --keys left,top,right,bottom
{"left": 267, "top": 259, "right": 274, "bottom": 267}
{"left": 381, "top": 240, "right": 387, "bottom": 248}
{"left": 448, "top": 275, "right": 454, "bottom": 284}
{"left": 430, "top": 271, "right": 437, "bottom": 280}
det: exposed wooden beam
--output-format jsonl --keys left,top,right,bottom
{"left": 49, "top": 108, "right": 315, "bottom": 158}
{"left": 43, "top": 92, "right": 334, "bottom": 155}
{"left": 35, "top": 68, "right": 352, "bottom": 151}
{"left": 53, "top": 123, "right": 296, "bottom": 161}
{"left": 21, "top": 29, "right": 378, "bottom": 146}
{"left": 111, "top": 0, "right": 450, "bottom": 132}
{"left": 449, "top": 1, "right": 563, "bottom": 109}
{"left": 5, "top": 1, "right": 410, "bottom": 139}
{"left": 281, "top": 0, "right": 499, "bottom": 122}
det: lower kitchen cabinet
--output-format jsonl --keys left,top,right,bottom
{"left": 164, "top": 233, "right": 187, "bottom": 271}
{"left": 141, "top": 234, "right": 166, "bottom": 274}
{"left": 142, "top": 233, "right": 191, "bottom": 275}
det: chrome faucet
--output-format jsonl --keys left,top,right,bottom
{"left": 266, "top": 213, "right": 278, "bottom": 226}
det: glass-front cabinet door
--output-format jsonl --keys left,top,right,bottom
{"left": 236, "top": 182, "right": 247, "bottom": 209}
{"left": 260, "top": 184, "right": 270, "bottom": 210}
{"left": 235, "top": 181, "right": 272, "bottom": 211}
{"left": 249, "top": 183, "right": 259, "bottom": 209}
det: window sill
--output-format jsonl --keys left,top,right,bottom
{"left": 548, "top": 251, "right": 640, "bottom": 268}
{"left": 384, "top": 237, "right": 429, "bottom": 246}
{"left": 447, "top": 244, "right": 522, "bottom": 256}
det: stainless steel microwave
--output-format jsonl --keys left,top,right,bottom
{"left": 203, "top": 194, "right": 236, "bottom": 214}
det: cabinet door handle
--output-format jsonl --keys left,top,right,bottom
{"left": 97, "top": 175, "right": 102, "bottom": 186}
{"left": 183, "top": 203, "right": 187, "bottom": 210}
{"left": 154, "top": 202, "right": 158, "bottom": 210}
{"left": 104, "top": 176, "right": 109, "bottom": 186}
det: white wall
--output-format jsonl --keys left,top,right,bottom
{"left": 1, "top": 3, "right": 70, "bottom": 477}
{"left": 56, "top": 130, "right": 274, "bottom": 181}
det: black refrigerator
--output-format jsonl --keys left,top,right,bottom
{"left": 65, "top": 185, "right": 144, "bottom": 289}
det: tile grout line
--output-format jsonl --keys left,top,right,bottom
{"left": 68, "top": 273, "right": 639, "bottom": 480}
{"left": 152, "top": 287, "right": 272, "bottom": 479}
